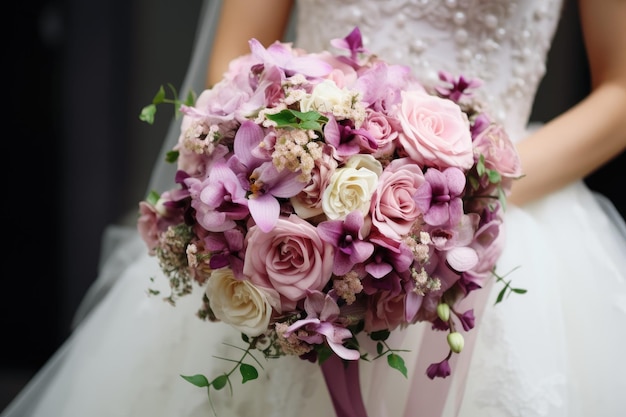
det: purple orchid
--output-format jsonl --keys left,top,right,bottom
{"left": 202, "top": 229, "right": 245, "bottom": 279}
{"left": 435, "top": 71, "right": 482, "bottom": 103}
{"left": 248, "top": 38, "right": 333, "bottom": 78}
{"left": 364, "top": 233, "right": 414, "bottom": 279}
{"left": 317, "top": 211, "right": 375, "bottom": 276}
{"left": 471, "top": 112, "right": 491, "bottom": 139}
{"left": 185, "top": 161, "right": 249, "bottom": 232}
{"left": 330, "top": 26, "right": 368, "bottom": 63}
{"left": 283, "top": 290, "right": 360, "bottom": 360}
{"left": 414, "top": 167, "right": 466, "bottom": 227}
{"left": 324, "top": 115, "right": 378, "bottom": 159}
{"left": 230, "top": 120, "right": 308, "bottom": 232}
{"left": 355, "top": 61, "right": 414, "bottom": 112}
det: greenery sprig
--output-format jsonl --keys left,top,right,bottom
{"left": 139, "top": 84, "right": 196, "bottom": 125}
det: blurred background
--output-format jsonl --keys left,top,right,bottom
{"left": 4, "top": 0, "right": 624, "bottom": 411}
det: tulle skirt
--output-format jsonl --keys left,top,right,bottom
{"left": 3, "top": 180, "right": 625, "bottom": 417}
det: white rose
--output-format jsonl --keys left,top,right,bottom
{"left": 322, "top": 155, "right": 380, "bottom": 220}
{"left": 300, "top": 79, "right": 351, "bottom": 114}
{"left": 205, "top": 267, "right": 278, "bottom": 337}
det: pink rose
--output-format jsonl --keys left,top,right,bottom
{"left": 137, "top": 201, "right": 160, "bottom": 255}
{"left": 362, "top": 109, "right": 399, "bottom": 158}
{"left": 397, "top": 90, "right": 473, "bottom": 170}
{"left": 371, "top": 158, "right": 425, "bottom": 239}
{"left": 243, "top": 215, "right": 334, "bottom": 311}
{"left": 291, "top": 151, "right": 338, "bottom": 220}
{"left": 473, "top": 124, "right": 522, "bottom": 178}
{"left": 364, "top": 290, "right": 406, "bottom": 332}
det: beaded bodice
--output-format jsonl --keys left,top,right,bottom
{"left": 295, "top": 0, "right": 564, "bottom": 140}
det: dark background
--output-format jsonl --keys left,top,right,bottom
{"left": 3, "top": 0, "right": 624, "bottom": 411}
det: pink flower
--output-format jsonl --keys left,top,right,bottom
{"left": 473, "top": 124, "right": 522, "bottom": 179}
{"left": 284, "top": 290, "right": 360, "bottom": 360}
{"left": 413, "top": 167, "right": 466, "bottom": 227}
{"left": 362, "top": 109, "right": 399, "bottom": 158}
{"left": 364, "top": 290, "right": 406, "bottom": 332}
{"left": 397, "top": 90, "right": 473, "bottom": 170}
{"left": 317, "top": 211, "right": 375, "bottom": 276}
{"left": 371, "top": 157, "right": 425, "bottom": 239}
{"left": 243, "top": 215, "right": 335, "bottom": 311}
{"left": 291, "top": 149, "right": 338, "bottom": 219}
{"left": 137, "top": 201, "right": 160, "bottom": 254}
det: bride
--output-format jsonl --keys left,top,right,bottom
{"left": 3, "top": 0, "right": 625, "bottom": 416}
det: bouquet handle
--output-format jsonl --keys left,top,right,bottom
{"left": 320, "top": 354, "right": 368, "bottom": 417}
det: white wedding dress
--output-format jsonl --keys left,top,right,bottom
{"left": 4, "top": 1, "right": 625, "bottom": 416}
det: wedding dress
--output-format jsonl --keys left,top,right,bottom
{"left": 4, "top": 0, "right": 625, "bottom": 416}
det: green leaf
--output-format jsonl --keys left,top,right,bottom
{"left": 184, "top": 90, "right": 196, "bottom": 106}
{"left": 370, "top": 330, "right": 390, "bottom": 341}
{"left": 239, "top": 363, "right": 259, "bottom": 383}
{"left": 165, "top": 150, "right": 179, "bottom": 164}
{"left": 476, "top": 155, "right": 486, "bottom": 176}
{"left": 317, "top": 345, "right": 333, "bottom": 365}
{"left": 146, "top": 190, "right": 160, "bottom": 206}
{"left": 299, "top": 121, "right": 323, "bottom": 131}
{"left": 376, "top": 342, "right": 383, "bottom": 355}
{"left": 181, "top": 374, "right": 210, "bottom": 388}
{"left": 495, "top": 286, "right": 507, "bottom": 305}
{"left": 211, "top": 375, "right": 229, "bottom": 391}
{"left": 152, "top": 85, "right": 166, "bottom": 104}
{"left": 468, "top": 175, "right": 480, "bottom": 191}
{"left": 488, "top": 169, "right": 501, "bottom": 184}
{"left": 512, "top": 288, "right": 528, "bottom": 294}
{"left": 387, "top": 353, "right": 407, "bottom": 378}
{"left": 265, "top": 109, "right": 327, "bottom": 131}
{"left": 139, "top": 104, "right": 157, "bottom": 124}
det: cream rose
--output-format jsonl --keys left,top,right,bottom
{"left": 205, "top": 267, "right": 278, "bottom": 337}
{"left": 322, "top": 155, "right": 381, "bottom": 220}
{"left": 397, "top": 90, "right": 473, "bottom": 170}
{"left": 300, "top": 79, "right": 348, "bottom": 113}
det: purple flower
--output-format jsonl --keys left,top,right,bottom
{"left": 185, "top": 162, "right": 249, "bottom": 232}
{"left": 202, "top": 229, "right": 245, "bottom": 278}
{"left": 435, "top": 71, "right": 482, "bottom": 103}
{"left": 230, "top": 121, "right": 307, "bottom": 232}
{"left": 284, "top": 290, "right": 360, "bottom": 360}
{"left": 330, "top": 26, "right": 368, "bottom": 62}
{"left": 317, "top": 211, "right": 375, "bottom": 276}
{"left": 426, "top": 356, "right": 452, "bottom": 379}
{"left": 456, "top": 309, "right": 475, "bottom": 331}
{"left": 323, "top": 116, "right": 377, "bottom": 160}
{"left": 364, "top": 233, "right": 414, "bottom": 278}
{"left": 414, "top": 167, "right": 466, "bottom": 227}
{"left": 248, "top": 38, "right": 333, "bottom": 78}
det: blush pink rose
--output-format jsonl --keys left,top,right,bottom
{"left": 291, "top": 151, "right": 338, "bottom": 220}
{"left": 397, "top": 90, "right": 473, "bottom": 170}
{"left": 137, "top": 201, "right": 160, "bottom": 255}
{"left": 364, "top": 290, "right": 406, "bottom": 332}
{"left": 362, "top": 109, "right": 399, "bottom": 158}
{"left": 371, "top": 158, "right": 425, "bottom": 239}
{"left": 473, "top": 124, "right": 522, "bottom": 178}
{"left": 243, "top": 215, "right": 334, "bottom": 311}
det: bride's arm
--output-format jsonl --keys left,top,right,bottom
{"left": 205, "top": 0, "right": 294, "bottom": 87}
{"left": 509, "top": 0, "right": 626, "bottom": 206}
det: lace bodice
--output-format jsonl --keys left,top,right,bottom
{"left": 295, "top": 0, "right": 564, "bottom": 140}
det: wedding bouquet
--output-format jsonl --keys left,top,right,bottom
{"left": 138, "top": 27, "right": 521, "bottom": 415}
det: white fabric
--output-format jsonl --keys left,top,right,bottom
{"left": 4, "top": 0, "right": 626, "bottom": 416}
